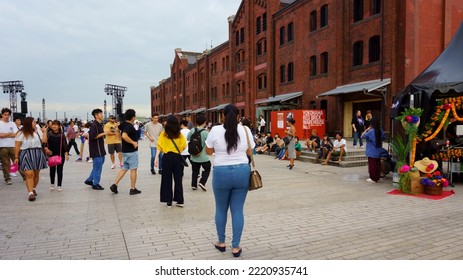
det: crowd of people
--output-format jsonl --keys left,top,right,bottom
{"left": 0, "top": 105, "right": 384, "bottom": 257}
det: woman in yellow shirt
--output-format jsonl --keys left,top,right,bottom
{"left": 155, "top": 115, "right": 187, "bottom": 208}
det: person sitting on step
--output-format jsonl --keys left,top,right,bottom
{"left": 322, "top": 133, "right": 348, "bottom": 165}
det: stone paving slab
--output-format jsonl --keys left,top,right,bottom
{"left": 0, "top": 140, "right": 462, "bottom": 260}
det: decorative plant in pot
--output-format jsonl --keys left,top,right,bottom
{"left": 390, "top": 134, "right": 411, "bottom": 192}
{"left": 395, "top": 107, "right": 423, "bottom": 134}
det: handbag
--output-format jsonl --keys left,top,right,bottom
{"left": 47, "top": 132, "right": 63, "bottom": 167}
{"left": 244, "top": 125, "right": 263, "bottom": 191}
{"left": 170, "top": 138, "right": 189, "bottom": 167}
{"left": 283, "top": 135, "right": 293, "bottom": 145}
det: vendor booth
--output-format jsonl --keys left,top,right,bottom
{"left": 391, "top": 21, "right": 463, "bottom": 193}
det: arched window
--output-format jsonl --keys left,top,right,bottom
{"left": 310, "top": 55, "right": 317, "bottom": 76}
{"left": 256, "top": 16, "right": 261, "bottom": 35}
{"left": 320, "top": 52, "right": 329, "bottom": 74}
{"left": 310, "top": 10, "right": 317, "bottom": 31}
{"left": 320, "top": 5, "right": 328, "bottom": 27}
{"left": 354, "top": 0, "right": 363, "bottom": 22}
{"left": 353, "top": 41, "right": 363, "bottom": 66}
{"left": 369, "top": 35, "right": 380, "bottom": 63}
{"left": 288, "top": 62, "right": 294, "bottom": 82}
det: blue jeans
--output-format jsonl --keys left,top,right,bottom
{"left": 353, "top": 131, "right": 363, "bottom": 147}
{"left": 150, "top": 147, "right": 163, "bottom": 171}
{"left": 212, "top": 163, "right": 250, "bottom": 248}
{"left": 86, "top": 156, "right": 105, "bottom": 185}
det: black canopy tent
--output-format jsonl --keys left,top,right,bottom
{"left": 390, "top": 21, "right": 463, "bottom": 121}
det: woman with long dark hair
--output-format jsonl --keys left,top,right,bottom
{"left": 205, "top": 104, "right": 255, "bottom": 258}
{"left": 14, "top": 117, "right": 48, "bottom": 201}
{"left": 362, "top": 117, "right": 383, "bottom": 183}
{"left": 155, "top": 115, "right": 187, "bottom": 207}
{"left": 44, "top": 120, "right": 69, "bottom": 191}
{"left": 286, "top": 118, "right": 297, "bottom": 169}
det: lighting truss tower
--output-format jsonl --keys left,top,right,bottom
{"left": 104, "top": 84, "right": 127, "bottom": 117}
{"left": 42, "top": 98, "right": 46, "bottom": 121}
{"left": 104, "top": 99, "right": 107, "bottom": 120}
{"left": 1, "top": 80, "right": 24, "bottom": 113}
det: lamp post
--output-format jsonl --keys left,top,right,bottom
{"left": 1, "top": 80, "right": 24, "bottom": 113}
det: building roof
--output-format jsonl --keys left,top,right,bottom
{"left": 318, "top": 79, "right": 391, "bottom": 97}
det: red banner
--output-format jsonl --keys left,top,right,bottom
{"left": 270, "top": 110, "right": 326, "bottom": 140}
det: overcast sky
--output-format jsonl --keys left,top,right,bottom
{"left": 0, "top": 0, "right": 241, "bottom": 120}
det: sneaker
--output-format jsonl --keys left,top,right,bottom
{"left": 366, "top": 178, "right": 378, "bottom": 183}
{"left": 28, "top": 193, "right": 36, "bottom": 201}
{"left": 192, "top": 186, "right": 198, "bottom": 190}
{"left": 92, "top": 185, "right": 104, "bottom": 190}
{"left": 111, "top": 164, "right": 115, "bottom": 169}
{"left": 76, "top": 158, "right": 82, "bottom": 162}
{"left": 110, "top": 184, "right": 118, "bottom": 194}
{"left": 353, "top": 145, "right": 358, "bottom": 149}
{"left": 119, "top": 164, "right": 123, "bottom": 168}
{"left": 88, "top": 159, "right": 93, "bottom": 163}
{"left": 129, "top": 188, "right": 141, "bottom": 195}
{"left": 166, "top": 203, "right": 172, "bottom": 208}
{"left": 5, "top": 179, "right": 12, "bottom": 185}
{"left": 151, "top": 169, "right": 156, "bottom": 175}
{"left": 57, "top": 186, "right": 62, "bottom": 192}
{"left": 198, "top": 183, "right": 207, "bottom": 191}
{"left": 32, "top": 189, "right": 37, "bottom": 196}
{"left": 10, "top": 172, "right": 17, "bottom": 177}
{"left": 84, "top": 180, "right": 93, "bottom": 186}
{"left": 158, "top": 169, "right": 162, "bottom": 175}
{"left": 176, "top": 203, "right": 184, "bottom": 207}
{"left": 86, "top": 157, "right": 90, "bottom": 161}
{"left": 50, "top": 185, "right": 55, "bottom": 191}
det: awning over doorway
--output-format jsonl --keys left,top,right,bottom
{"left": 207, "top": 103, "right": 229, "bottom": 111}
{"left": 191, "top": 107, "right": 206, "bottom": 114}
{"left": 255, "top": 91, "right": 303, "bottom": 105}
{"left": 176, "top": 109, "right": 192, "bottom": 115}
{"left": 317, "top": 78, "right": 391, "bottom": 97}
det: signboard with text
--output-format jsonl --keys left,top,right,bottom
{"left": 270, "top": 110, "right": 326, "bottom": 140}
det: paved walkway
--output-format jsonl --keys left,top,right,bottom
{"left": 0, "top": 139, "right": 462, "bottom": 260}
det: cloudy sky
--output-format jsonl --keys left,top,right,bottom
{"left": 0, "top": 0, "right": 241, "bottom": 120}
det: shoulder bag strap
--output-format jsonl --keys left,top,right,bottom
{"left": 170, "top": 138, "right": 181, "bottom": 154}
{"left": 243, "top": 125, "right": 256, "bottom": 170}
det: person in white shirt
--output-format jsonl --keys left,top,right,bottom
{"left": 144, "top": 113, "right": 164, "bottom": 174}
{"left": 258, "top": 115, "right": 266, "bottom": 133}
{"left": 0, "top": 108, "right": 19, "bottom": 185}
{"left": 180, "top": 120, "right": 190, "bottom": 163}
{"left": 205, "top": 104, "right": 255, "bottom": 258}
{"left": 322, "top": 133, "right": 348, "bottom": 164}
{"left": 14, "top": 117, "right": 48, "bottom": 201}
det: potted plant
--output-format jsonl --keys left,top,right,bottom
{"left": 390, "top": 134, "right": 410, "bottom": 191}
{"left": 421, "top": 171, "right": 449, "bottom": 195}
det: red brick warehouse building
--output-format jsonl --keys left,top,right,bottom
{"left": 150, "top": 0, "right": 463, "bottom": 137}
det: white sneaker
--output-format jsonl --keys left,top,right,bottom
{"left": 353, "top": 145, "right": 358, "bottom": 149}
{"left": 366, "top": 178, "right": 378, "bottom": 183}
{"left": 88, "top": 159, "right": 93, "bottom": 163}
{"left": 57, "top": 186, "right": 62, "bottom": 192}
{"left": 50, "top": 185, "right": 55, "bottom": 191}
{"left": 111, "top": 164, "right": 115, "bottom": 169}
{"left": 10, "top": 172, "right": 17, "bottom": 177}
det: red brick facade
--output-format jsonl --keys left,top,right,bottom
{"left": 151, "top": 0, "right": 463, "bottom": 137}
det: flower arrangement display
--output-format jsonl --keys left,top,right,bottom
{"left": 420, "top": 171, "right": 449, "bottom": 188}
{"left": 432, "top": 148, "right": 463, "bottom": 161}
{"left": 395, "top": 107, "right": 423, "bottom": 124}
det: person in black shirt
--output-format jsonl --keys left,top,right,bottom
{"left": 351, "top": 110, "right": 365, "bottom": 148}
{"left": 305, "top": 129, "right": 321, "bottom": 152}
{"left": 84, "top": 109, "right": 108, "bottom": 190}
{"left": 110, "top": 109, "right": 141, "bottom": 195}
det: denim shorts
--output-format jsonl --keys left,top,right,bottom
{"left": 122, "top": 151, "right": 138, "bottom": 170}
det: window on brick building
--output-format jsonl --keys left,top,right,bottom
{"left": 257, "top": 74, "right": 267, "bottom": 90}
{"left": 288, "top": 62, "right": 294, "bottom": 82}
{"left": 372, "top": 0, "right": 381, "bottom": 15}
{"left": 354, "top": 0, "right": 363, "bottom": 22}
{"left": 320, "top": 5, "right": 328, "bottom": 27}
{"left": 256, "top": 16, "right": 261, "bottom": 35}
{"left": 222, "top": 57, "right": 225, "bottom": 71}
{"left": 320, "top": 52, "right": 329, "bottom": 74}
{"left": 280, "top": 26, "right": 285, "bottom": 45}
{"left": 353, "top": 41, "right": 364, "bottom": 66}
{"left": 257, "top": 39, "right": 267, "bottom": 56}
{"left": 235, "top": 31, "right": 239, "bottom": 46}
{"left": 369, "top": 35, "right": 380, "bottom": 63}
{"left": 280, "top": 65, "right": 286, "bottom": 83}
{"left": 263, "top": 13, "right": 267, "bottom": 31}
{"left": 226, "top": 56, "right": 229, "bottom": 69}
{"left": 310, "top": 10, "right": 317, "bottom": 32}
{"left": 240, "top": 27, "right": 245, "bottom": 44}
{"left": 226, "top": 83, "right": 230, "bottom": 96}
{"left": 310, "top": 56, "right": 317, "bottom": 76}
{"left": 288, "top": 22, "right": 294, "bottom": 42}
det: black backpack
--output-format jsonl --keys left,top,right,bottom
{"left": 188, "top": 128, "right": 204, "bottom": 156}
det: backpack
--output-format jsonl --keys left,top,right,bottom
{"left": 188, "top": 128, "right": 204, "bottom": 156}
